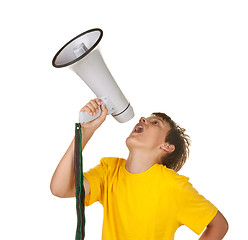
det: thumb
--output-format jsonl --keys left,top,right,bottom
{"left": 99, "top": 103, "right": 108, "bottom": 119}
{"left": 90, "top": 103, "right": 108, "bottom": 129}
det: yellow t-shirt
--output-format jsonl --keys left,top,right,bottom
{"left": 83, "top": 157, "right": 218, "bottom": 240}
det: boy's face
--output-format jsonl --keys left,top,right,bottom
{"left": 126, "top": 116, "right": 171, "bottom": 155}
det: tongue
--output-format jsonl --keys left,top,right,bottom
{"left": 136, "top": 128, "right": 143, "bottom": 133}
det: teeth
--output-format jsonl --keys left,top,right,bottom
{"left": 136, "top": 126, "right": 143, "bottom": 131}
{"left": 135, "top": 125, "right": 143, "bottom": 133}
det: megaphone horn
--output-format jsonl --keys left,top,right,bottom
{"left": 52, "top": 28, "right": 134, "bottom": 124}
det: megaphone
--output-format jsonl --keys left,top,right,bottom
{"left": 52, "top": 28, "right": 134, "bottom": 124}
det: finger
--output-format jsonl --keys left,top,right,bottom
{"left": 95, "top": 98, "right": 102, "bottom": 106}
{"left": 80, "top": 99, "right": 101, "bottom": 116}
{"left": 80, "top": 106, "right": 88, "bottom": 112}
{"left": 89, "top": 100, "right": 100, "bottom": 114}
{"left": 82, "top": 106, "right": 94, "bottom": 115}
{"left": 87, "top": 103, "right": 99, "bottom": 116}
{"left": 90, "top": 99, "right": 99, "bottom": 109}
{"left": 89, "top": 105, "right": 98, "bottom": 116}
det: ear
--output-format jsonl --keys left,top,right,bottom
{"left": 160, "top": 143, "right": 175, "bottom": 153}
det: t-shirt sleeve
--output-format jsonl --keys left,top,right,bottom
{"left": 177, "top": 179, "right": 218, "bottom": 235}
{"left": 83, "top": 158, "right": 107, "bottom": 206}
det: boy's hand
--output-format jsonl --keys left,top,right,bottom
{"left": 80, "top": 98, "right": 108, "bottom": 131}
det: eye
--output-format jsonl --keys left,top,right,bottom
{"left": 152, "top": 120, "right": 159, "bottom": 125}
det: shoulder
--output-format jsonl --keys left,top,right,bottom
{"left": 99, "top": 157, "right": 125, "bottom": 179}
{"left": 159, "top": 166, "right": 207, "bottom": 202}
{"left": 99, "top": 157, "right": 124, "bottom": 171}
{"left": 158, "top": 164, "right": 190, "bottom": 189}
{"left": 100, "top": 157, "right": 123, "bottom": 165}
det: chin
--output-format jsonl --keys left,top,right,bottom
{"left": 125, "top": 135, "right": 131, "bottom": 149}
{"left": 125, "top": 134, "right": 144, "bottom": 150}
{"left": 125, "top": 135, "right": 136, "bottom": 150}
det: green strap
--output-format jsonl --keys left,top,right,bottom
{"left": 74, "top": 123, "right": 85, "bottom": 240}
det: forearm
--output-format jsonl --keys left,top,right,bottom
{"left": 198, "top": 211, "right": 228, "bottom": 240}
{"left": 198, "top": 226, "right": 225, "bottom": 240}
{"left": 50, "top": 126, "right": 94, "bottom": 197}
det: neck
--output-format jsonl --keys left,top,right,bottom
{"left": 125, "top": 149, "right": 160, "bottom": 174}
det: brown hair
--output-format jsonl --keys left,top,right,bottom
{"left": 151, "top": 112, "right": 191, "bottom": 172}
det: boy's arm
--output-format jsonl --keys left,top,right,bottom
{"left": 198, "top": 210, "right": 228, "bottom": 240}
{"left": 50, "top": 99, "right": 108, "bottom": 198}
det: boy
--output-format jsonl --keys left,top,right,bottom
{"left": 50, "top": 98, "right": 228, "bottom": 240}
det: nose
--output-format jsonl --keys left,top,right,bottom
{"left": 139, "top": 117, "right": 147, "bottom": 124}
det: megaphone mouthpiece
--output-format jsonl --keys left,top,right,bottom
{"left": 52, "top": 28, "right": 103, "bottom": 68}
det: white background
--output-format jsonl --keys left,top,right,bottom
{"left": 0, "top": 0, "right": 247, "bottom": 239}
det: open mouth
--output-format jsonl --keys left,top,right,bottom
{"left": 132, "top": 124, "right": 144, "bottom": 134}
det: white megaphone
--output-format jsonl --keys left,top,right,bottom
{"left": 52, "top": 28, "right": 134, "bottom": 124}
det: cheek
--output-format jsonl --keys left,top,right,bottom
{"left": 145, "top": 131, "right": 166, "bottom": 147}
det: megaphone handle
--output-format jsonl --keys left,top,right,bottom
{"left": 79, "top": 97, "right": 116, "bottom": 124}
{"left": 79, "top": 106, "right": 102, "bottom": 124}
